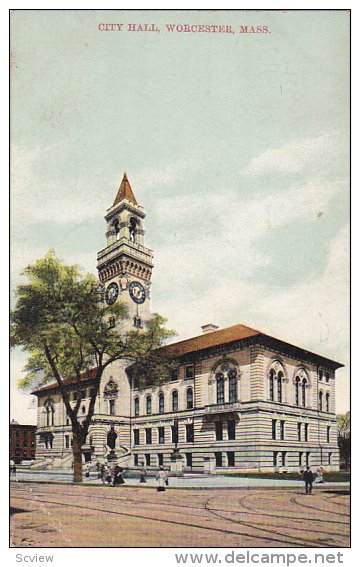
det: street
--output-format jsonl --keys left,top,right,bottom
{"left": 10, "top": 481, "right": 350, "bottom": 548}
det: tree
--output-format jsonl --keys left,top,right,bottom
{"left": 337, "top": 411, "right": 350, "bottom": 469}
{"left": 11, "top": 251, "right": 176, "bottom": 482}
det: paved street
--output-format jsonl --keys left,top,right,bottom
{"left": 10, "top": 481, "right": 350, "bottom": 548}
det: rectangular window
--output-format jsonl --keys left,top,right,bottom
{"left": 306, "top": 452, "right": 310, "bottom": 467}
{"left": 215, "top": 452, "right": 222, "bottom": 467}
{"left": 134, "top": 430, "right": 140, "bottom": 445}
{"left": 109, "top": 399, "right": 115, "bottom": 416}
{"left": 158, "top": 453, "right": 164, "bottom": 467}
{"left": 215, "top": 422, "right": 223, "bottom": 441}
{"left": 273, "top": 451, "right": 278, "bottom": 467}
{"left": 158, "top": 427, "right": 165, "bottom": 444}
{"left": 145, "top": 454, "right": 151, "bottom": 466}
{"left": 145, "top": 428, "right": 152, "bottom": 445}
{"left": 185, "top": 453, "right": 192, "bottom": 468}
{"left": 282, "top": 451, "right": 286, "bottom": 467}
{"left": 299, "top": 451, "right": 303, "bottom": 467}
{"left": 319, "top": 369, "right": 323, "bottom": 381}
{"left": 65, "top": 435, "right": 70, "bottom": 449}
{"left": 325, "top": 372, "right": 330, "bottom": 383}
{"left": 171, "top": 368, "right": 179, "bottom": 381}
{"left": 328, "top": 452, "right": 332, "bottom": 466}
{"left": 304, "top": 423, "right": 309, "bottom": 442}
{"left": 227, "top": 420, "right": 236, "bottom": 440}
{"left": 327, "top": 426, "right": 331, "bottom": 443}
{"left": 272, "top": 419, "right": 277, "bottom": 440}
{"left": 134, "top": 454, "right": 139, "bottom": 466}
{"left": 298, "top": 422, "right": 302, "bottom": 441}
{"left": 280, "top": 420, "right": 285, "bottom": 440}
{"left": 171, "top": 425, "right": 178, "bottom": 444}
{"left": 186, "top": 424, "right": 194, "bottom": 443}
{"left": 227, "top": 452, "right": 235, "bottom": 467}
{"left": 185, "top": 365, "right": 194, "bottom": 380}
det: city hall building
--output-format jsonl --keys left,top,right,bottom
{"left": 33, "top": 175, "right": 342, "bottom": 472}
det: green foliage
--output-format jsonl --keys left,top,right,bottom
{"left": 337, "top": 411, "right": 350, "bottom": 468}
{"left": 11, "top": 251, "right": 175, "bottom": 392}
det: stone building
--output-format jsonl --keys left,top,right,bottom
{"left": 33, "top": 174, "right": 342, "bottom": 472}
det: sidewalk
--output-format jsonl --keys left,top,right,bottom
{"left": 10, "top": 470, "right": 350, "bottom": 490}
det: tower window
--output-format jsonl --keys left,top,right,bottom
{"left": 129, "top": 217, "right": 137, "bottom": 242}
{"left": 133, "top": 316, "right": 142, "bottom": 328}
{"left": 146, "top": 395, "right": 152, "bottom": 415}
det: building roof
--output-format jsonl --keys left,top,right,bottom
{"left": 112, "top": 172, "right": 138, "bottom": 206}
{"left": 32, "top": 323, "right": 343, "bottom": 395}
{"left": 31, "top": 367, "right": 99, "bottom": 396}
{"left": 161, "top": 324, "right": 261, "bottom": 357}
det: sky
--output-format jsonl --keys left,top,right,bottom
{"left": 10, "top": 9, "right": 350, "bottom": 423}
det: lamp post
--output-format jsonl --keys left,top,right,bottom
{"left": 170, "top": 418, "right": 184, "bottom": 475}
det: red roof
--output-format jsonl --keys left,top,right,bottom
{"left": 161, "top": 324, "right": 261, "bottom": 357}
{"left": 112, "top": 172, "right": 138, "bottom": 206}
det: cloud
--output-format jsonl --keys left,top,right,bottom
{"left": 241, "top": 132, "right": 342, "bottom": 176}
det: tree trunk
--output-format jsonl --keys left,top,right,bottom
{"left": 73, "top": 434, "right": 83, "bottom": 483}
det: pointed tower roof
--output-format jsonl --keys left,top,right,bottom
{"left": 113, "top": 172, "right": 138, "bottom": 206}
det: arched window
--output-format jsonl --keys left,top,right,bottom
{"left": 113, "top": 219, "right": 120, "bottom": 240}
{"left": 269, "top": 369, "right": 275, "bottom": 401}
{"left": 159, "top": 392, "right": 164, "bottom": 414}
{"left": 229, "top": 369, "right": 238, "bottom": 403}
{"left": 216, "top": 373, "right": 225, "bottom": 405}
{"left": 172, "top": 390, "right": 179, "bottom": 412}
{"left": 325, "top": 392, "right": 330, "bottom": 413}
{"left": 302, "top": 378, "right": 307, "bottom": 407}
{"left": 295, "top": 377, "right": 300, "bottom": 406}
{"left": 146, "top": 395, "right": 152, "bottom": 415}
{"left": 319, "top": 390, "right": 323, "bottom": 412}
{"left": 277, "top": 372, "right": 283, "bottom": 403}
{"left": 45, "top": 400, "right": 54, "bottom": 426}
{"left": 134, "top": 397, "right": 139, "bottom": 416}
{"left": 129, "top": 217, "right": 137, "bottom": 242}
{"left": 186, "top": 387, "right": 194, "bottom": 409}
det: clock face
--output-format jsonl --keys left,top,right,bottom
{"left": 129, "top": 281, "right": 146, "bottom": 304}
{"left": 105, "top": 282, "right": 119, "bottom": 305}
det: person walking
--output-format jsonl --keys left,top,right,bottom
{"left": 303, "top": 466, "right": 314, "bottom": 494}
{"left": 113, "top": 465, "right": 125, "bottom": 486}
{"left": 156, "top": 466, "right": 168, "bottom": 492}
{"left": 139, "top": 463, "right": 147, "bottom": 484}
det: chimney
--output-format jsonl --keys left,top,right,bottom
{"left": 201, "top": 324, "right": 219, "bottom": 334}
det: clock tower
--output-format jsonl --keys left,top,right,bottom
{"left": 97, "top": 173, "right": 153, "bottom": 329}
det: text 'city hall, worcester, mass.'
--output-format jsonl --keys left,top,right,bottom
{"left": 33, "top": 174, "right": 342, "bottom": 472}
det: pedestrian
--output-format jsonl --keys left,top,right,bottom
{"left": 315, "top": 466, "right": 324, "bottom": 484}
{"left": 156, "top": 466, "right": 168, "bottom": 492}
{"left": 303, "top": 466, "right": 314, "bottom": 494}
{"left": 139, "top": 463, "right": 147, "bottom": 483}
{"left": 113, "top": 465, "right": 125, "bottom": 486}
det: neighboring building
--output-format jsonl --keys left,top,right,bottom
{"left": 32, "top": 174, "right": 343, "bottom": 472}
{"left": 10, "top": 420, "right": 36, "bottom": 463}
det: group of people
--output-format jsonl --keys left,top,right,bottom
{"left": 302, "top": 466, "right": 325, "bottom": 494}
{"left": 98, "top": 462, "right": 169, "bottom": 491}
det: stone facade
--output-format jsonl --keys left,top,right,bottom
{"left": 33, "top": 175, "right": 342, "bottom": 472}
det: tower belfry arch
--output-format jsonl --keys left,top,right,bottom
{"left": 97, "top": 173, "right": 153, "bottom": 329}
